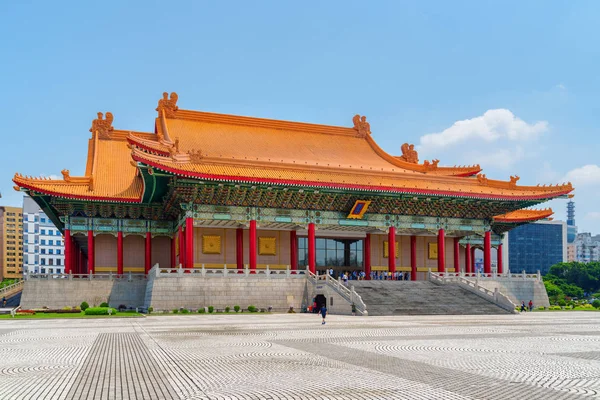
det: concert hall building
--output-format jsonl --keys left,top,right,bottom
{"left": 13, "top": 93, "right": 573, "bottom": 280}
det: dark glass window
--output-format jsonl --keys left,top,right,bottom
{"left": 508, "top": 223, "right": 563, "bottom": 275}
{"left": 297, "top": 237, "right": 363, "bottom": 268}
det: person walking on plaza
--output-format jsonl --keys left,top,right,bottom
{"left": 320, "top": 304, "right": 328, "bottom": 325}
{"left": 2, "top": 297, "right": 5, "bottom": 307}
{"left": 351, "top": 303, "right": 356, "bottom": 316}
{"left": 520, "top": 301, "right": 527, "bottom": 312}
{"left": 528, "top": 300, "right": 533, "bottom": 312}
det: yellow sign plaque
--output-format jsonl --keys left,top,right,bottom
{"left": 347, "top": 200, "right": 371, "bottom": 219}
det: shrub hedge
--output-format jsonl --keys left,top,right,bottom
{"left": 80, "top": 302, "right": 90, "bottom": 311}
{"left": 84, "top": 307, "right": 118, "bottom": 316}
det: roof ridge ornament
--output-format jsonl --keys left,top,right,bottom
{"left": 90, "top": 112, "right": 114, "bottom": 139}
{"left": 188, "top": 149, "right": 203, "bottom": 163}
{"left": 157, "top": 92, "right": 179, "bottom": 118}
{"left": 399, "top": 143, "right": 419, "bottom": 164}
{"left": 61, "top": 169, "right": 71, "bottom": 182}
{"left": 352, "top": 114, "right": 371, "bottom": 138}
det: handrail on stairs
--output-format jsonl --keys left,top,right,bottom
{"left": 307, "top": 270, "right": 368, "bottom": 315}
{"left": 428, "top": 271, "right": 516, "bottom": 313}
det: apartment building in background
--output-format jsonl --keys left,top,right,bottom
{"left": 22, "top": 196, "right": 65, "bottom": 274}
{"left": 0, "top": 206, "right": 23, "bottom": 280}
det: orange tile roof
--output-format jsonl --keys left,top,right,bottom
{"left": 14, "top": 129, "right": 142, "bottom": 202}
{"left": 493, "top": 209, "right": 554, "bottom": 223}
{"left": 13, "top": 92, "right": 574, "bottom": 203}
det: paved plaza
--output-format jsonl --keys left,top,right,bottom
{"left": 1, "top": 313, "right": 600, "bottom": 399}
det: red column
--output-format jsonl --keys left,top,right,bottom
{"left": 88, "top": 231, "right": 94, "bottom": 274}
{"left": 145, "top": 232, "right": 152, "bottom": 274}
{"left": 178, "top": 225, "right": 185, "bottom": 267}
{"left": 236, "top": 227, "right": 244, "bottom": 271}
{"left": 64, "top": 229, "right": 71, "bottom": 274}
{"left": 388, "top": 227, "right": 396, "bottom": 274}
{"left": 471, "top": 247, "right": 476, "bottom": 273}
{"left": 249, "top": 220, "right": 257, "bottom": 272}
{"left": 364, "top": 233, "right": 371, "bottom": 280}
{"left": 117, "top": 231, "right": 124, "bottom": 275}
{"left": 465, "top": 243, "right": 471, "bottom": 274}
{"left": 308, "top": 222, "right": 316, "bottom": 274}
{"left": 410, "top": 235, "right": 417, "bottom": 281}
{"left": 185, "top": 218, "right": 194, "bottom": 269}
{"left": 290, "top": 230, "right": 298, "bottom": 271}
{"left": 454, "top": 237, "right": 460, "bottom": 274}
{"left": 484, "top": 231, "right": 491, "bottom": 275}
{"left": 171, "top": 236, "right": 176, "bottom": 268}
{"left": 497, "top": 243, "right": 503, "bottom": 275}
{"left": 438, "top": 229, "right": 446, "bottom": 274}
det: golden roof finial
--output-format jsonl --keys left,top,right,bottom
{"left": 156, "top": 92, "right": 179, "bottom": 118}
{"left": 352, "top": 114, "right": 371, "bottom": 138}
{"left": 90, "top": 112, "right": 114, "bottom": 139}
{"left": 399, "top": 143, "right": 419, "bottom": 164}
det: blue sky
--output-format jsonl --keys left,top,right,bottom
{"left": 1, "top": 1, "right": 599, "bottom": 232}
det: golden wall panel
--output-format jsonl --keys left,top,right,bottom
{"left": 259, "top": 236, "right": 277, "bottom": 256}
{"left": 202, "top": 235, "right": 222, "bottom": 254}
{"left": 383, "top": 241, "right": 399, "bottom": 258}
{"left": 428, "top": 242, "right": 438, "bottom": 260}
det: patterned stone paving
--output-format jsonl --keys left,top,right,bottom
{"left": 1, "top": 313, "right": 600, "bottom": 399}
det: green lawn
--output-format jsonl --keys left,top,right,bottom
{"left": 0, "top": 311, "right": 143, "bottom": 319}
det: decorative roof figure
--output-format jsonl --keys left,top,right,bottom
{"left": 399, "top": 143, "right": 419, "bottom": 164}
{"left": 156, "top": 92, "right": 179, "bottom": 118}
{"left": 188, "top": 149, "right": 203, "bottom": 163}
{"left": 89, "top": 112, "right": 114, "bottom": 139}
{"left": 509, "top": 175, "right": 520, "bottom": 188}
{"left": 352, "top": 114, "right": 371, "bottom": 138}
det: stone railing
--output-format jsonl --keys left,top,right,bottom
{"left": 308, "top": 272, "right": 368, "bottom": 315}
{"left": 152, "top": 264, "right": 307, "bottom": 278}
{"left": 429, "top": 272, "right": 516, "bottom": 313}
{"left": 435, "top": 270, "right": 541, "bottom": 283}
{"left": 0, "top": 281, "right": 24, "bottom": 298}
{"left": 24, "top": 272, "right": 148, "bottom": 282}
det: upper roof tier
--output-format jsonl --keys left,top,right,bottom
{"left": 14, "top": 92, "right": 574, "bottom": 203}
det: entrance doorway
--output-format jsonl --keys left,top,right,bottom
{"left": 314, "top": 294, "right": 326, "bottom": 313}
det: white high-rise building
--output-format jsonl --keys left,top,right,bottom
{"left": 22, "top": 196, "right": 65, "bottom": 274}
{"left": 574, "top": 232, "right": 600, "bottom": 263}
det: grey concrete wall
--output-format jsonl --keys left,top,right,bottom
{"left": 477, "top": 280, "right": 550, "bottom": 308}
{"left": 308, "top": 282, "right": 354, "bottom": 315}
{"left": 21, "top": 279, "right": 147, "bottom": 309}
{"left": 145, "top": 275, "right": 306, "bottom": 312}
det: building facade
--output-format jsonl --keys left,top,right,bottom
{"left": 22, "top": 196, "right": 65, "bottom": 275}
{"left": 13, "top": 93, "right": 573, "bottom": 280}
{"left": 505, "top": 220, "right": 567, "bottom": 275}
{"left": 574, "top": 233, "right": 600, "bottom": 263}
{"left": 0, "top": 206, "right": 23, "bottom": 280}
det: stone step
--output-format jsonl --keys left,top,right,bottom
{"left": 352, "top": 281, "right": 510, "bottom": 316}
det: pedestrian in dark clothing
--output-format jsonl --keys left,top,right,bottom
{"left": 320, "top": 305, "right": 327, "bottom": 324}
{"left": 520, "top": 301, "right": 526, "bottom": 312}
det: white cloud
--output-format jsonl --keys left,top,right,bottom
{"left": 556, "top": 83, "right": 567, "bottom": 90}
{"left": 468, "top": 147, "right": 525, "bottom": 170}
{"left": 40, "top": 174, "right": 61, "bottom": 180}
{"left": 562, "top": 165, "right": 600, "bottom": 186}
{"left": 419, "top": 109, "right": 548, "bottom": 150}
